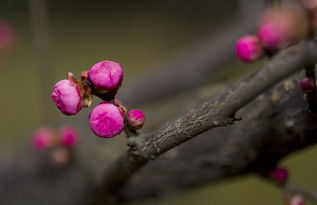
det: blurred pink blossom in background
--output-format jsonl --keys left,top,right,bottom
{"left": 0, "top": 19, "right": 16, "bottom": 75}
{"left": 0, "top": 20, "right": 15, "bottom": 54}
{"left": 32, "top": 127, "right": 55, "bottom": 150}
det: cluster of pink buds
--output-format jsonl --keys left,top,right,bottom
{"left": 236, "top": 3, "right": 310, "bottom": 62}
{"left": 32, "top": 126, "right": 78, "bottom": 167}
{"left": 51, "top": 60, "right": 145, "bottom": 138}
{"left": 268, "top": 166, "right": 289, "bottom": 184}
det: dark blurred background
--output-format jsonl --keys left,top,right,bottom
{"left": 0, "top": 0, "right": 316, "bottom": 204}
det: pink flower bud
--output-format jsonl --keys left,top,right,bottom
{"left": 290, "top": 195, "right": 304, "bottom": 205}
{"left": 127, "top": 109, "right": 145, "bottom": 131}
{"left": 50, "top": 147, "right": 70, "bottom": 167}
{"left": 299, "top": 77, "right": 315, "bottom": 93}
{"left": 88, "top": 60, "right": 123, "bottom": 98}
{"left": 0, "top": 20, "right": 15, "bottom": 54}
{"left": 32, "top": 128, "right": 55, "bottom": 150}
{"left": 258, "top": 9, "right": 294, "bottom": 49}
{"left": 59, "top": 127, "right": 78, "bottom": 148}
{"left": 51, "top": 79, "right": 82, "bottom": 115}
{"left": 269, "top": 167, "right": 289, "bottom": 184}
{"left": 89, "top": 102, "right": 124, "bottom": 138}
{"left": 258, "top": 24, "right": 287, "bottom": 49}
{"left": 235, "top": 35, "right": 263, "bottom": 62}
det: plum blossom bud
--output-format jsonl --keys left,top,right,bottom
{"left": 269, "top": 167, "right": 289, "bottom": 184}
{"left": 299, "top": 77, "right": 315, "bottom": 93}
{"left": 50, "top": 147, "right": 70, "bottom": 167}
{"left": 0, "top": 20, "right": 15, "bottom": 54}
{"left": 88, "top": 60, "right": 123, "bottom": 99}
{"left": 89, "top": 102, "right": 124, "bottom": 138}
{"left": 258, "top": 12, "right": 292, "bottom": 49}
{"left": 289, "top": 195, "right": 304, "bottom": 205}
{"left": 235, "top": 35, "right": 263, "bottom": 62}
{"left": 59, "top": 127, "right": 78, "bottom": 148}
{"left": 258, "top": 7, "right": 308, "bottom": 50}
{"left": 51, "top": 78, "right": 82, "bottom": 115}
{"left": 32, "top": 128, "right": 55, "bottom": 150}
{"left": 127, "top": 109, "right": 145, "bottom": 131}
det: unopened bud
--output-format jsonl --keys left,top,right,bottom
{"left": 59, "top": 127, "right": 78, "bottom": 148}
{"left": 127, "top": 109, "right": 145, "bottom": 131}
{"left": 269, "top": 167, "right": 289, "bottom": 184}
{"left": 235, "top": 35, "right": 263, "bottom": 62}
{"left": 88, "top": 60, "right": 123, "bottom": 99}
{"left": 89, "top": 102, "right": 124, "bottom": 138}
{"left": 51, "top": 76, "right": 83, "bottom": 115}
{"left": 299, "top": 77, "right": 315, "bottom": 93}
{"left": 32, "top": 127, "right": 55, "bottom": 150}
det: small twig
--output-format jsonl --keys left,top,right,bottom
{"left": 123, "top": 125, "right": 138, "bottom": 138}
{"left": 284, "top": 183, "right": 317, "bottom": 202}
{"left": 264, "top": 174, "right": 317, "bottom": 203}
{"left": 304, "top": 65, "right": 317, "bottom": 114}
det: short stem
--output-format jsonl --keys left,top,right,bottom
{"left": 265, "top": 48, "right": 277, "bottom": 59}
{"left": 304, "top": 65, "right": 317, "bottom": 115}
{"left": 283, "top": 183, "right": 317, "bottom": 203}
{"left": 123, "top": 124, "right": 138, "bottom": 138}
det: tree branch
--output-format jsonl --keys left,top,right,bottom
{"left": 3, "top": 72, "right": 317, "bottom": 204}
{"left": 95, "top": 40, "right": 317, "bottom": 202}
{"left": 120, "top": 75, "right": 317, "bottom": 201}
